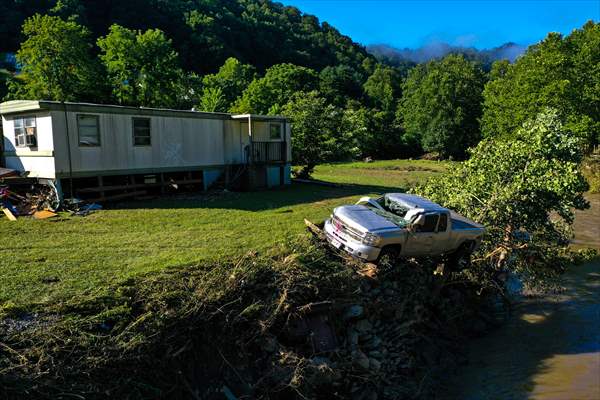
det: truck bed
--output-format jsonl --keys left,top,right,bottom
{"left": 450, "top": 212, "right": 484, "bottom": 230}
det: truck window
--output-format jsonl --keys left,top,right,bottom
{"left": 416, "top": 214, "right": 439, "bottom": 233}
{"left": 437, "top": 214, "right": 448, "bottom": 232}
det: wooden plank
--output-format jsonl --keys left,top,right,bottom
{"left": 1, "top": 207, "right": 17, "bottom": 221}
{"left": 33, "top": 210, "right": 58, "bottom": 219}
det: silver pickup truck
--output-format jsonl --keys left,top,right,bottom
{"left": 324, "top": 193, "right": 485, "bottom": 265}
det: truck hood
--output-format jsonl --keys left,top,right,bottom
{"left": 334, "top": 205, "right": 404, "bottom": 234}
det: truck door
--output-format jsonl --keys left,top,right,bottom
{"left": 405, "top": 213, "right": 439, "bottom": 256}
{"left": 430, "top": 213, "right": 451, "bottom": 255}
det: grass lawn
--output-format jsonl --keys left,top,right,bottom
{"left": 0, "top": 160, "right": 447, "bottom": 308}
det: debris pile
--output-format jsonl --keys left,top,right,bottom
{"left": 0, "top": 236, "right": 489, "bottom": 400}
{"left": 0, "top": 184, "right": 103, "bottom": 220}
{"left": 0, "top": 184, "right": 60, "bottom": 220}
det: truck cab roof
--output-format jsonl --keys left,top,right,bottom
{"left": 384, "top": 193, "right": 449, "bottom": 214}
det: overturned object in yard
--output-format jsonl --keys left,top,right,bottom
{"left": 324, "top": 193, "right": 486, "bottom": 267}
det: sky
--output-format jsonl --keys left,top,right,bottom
{"left": 280, "top": 0, "right": 600, "bottom": 49}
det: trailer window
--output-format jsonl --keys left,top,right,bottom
{"left": 77, "top": 114, "right": 100, "bottom": 146}
{"left": 270, "top": 123, "right": 282, "bottom": 140}
{"left": 133, "top": 118, "right": 151, "bottom": 146}
{"left": 14, "top": 116, "right": 37, "bottom": 148}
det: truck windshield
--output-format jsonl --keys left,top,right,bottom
{"left": 378, "top": 195, "right": 409, "bottom": 217}
{"left": 372, "top": 196, "right": 410, "bottom": 227}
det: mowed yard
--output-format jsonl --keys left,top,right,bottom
{"left": 0, "top": 160, "right": 448, "bottom": 308}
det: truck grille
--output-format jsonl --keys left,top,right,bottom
{"left": 332, "top": 216, "right": 363, "bottom": 242}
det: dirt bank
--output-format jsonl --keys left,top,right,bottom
{"left": 0, "top": 238, "right": 490, "bottom": 400}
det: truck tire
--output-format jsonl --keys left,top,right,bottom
{"left": 377, "top": 246, "right": 400, "bottom": 265}
{"left": 448, "top": 242, "right": 473, "bottom": 271}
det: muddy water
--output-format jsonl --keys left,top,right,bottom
{"left": 445, "top": 195, "right": 600, "bottom": 400}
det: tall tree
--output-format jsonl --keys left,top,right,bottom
{"left": 399, "top": 54, "right": 485, "bottom": 159}
{"left": 98, "top": 24, "right": 183, "bottom": 108}
{"left": 363, "top": 64, "right": 402, "bottom": 112}
{"left": 199, "top": 57, "right": 256, "bottom": 112}
{"left": 8, "top": 14, "right": 102, "bottom": 101}
{"left": 283, "top": 91, "right": 359, "bottom": 178}
{"left": 319, "top": 65, "right": 363, "bottom": 107}
{"left": 231, "top": 63, "right": 318, "bottom": 114}
{"left": 481, "top": 21, "right": 600, "bottom": 148}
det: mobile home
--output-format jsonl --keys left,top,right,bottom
{"left": 0, "top": 100, "right": 291, "bottom": 200}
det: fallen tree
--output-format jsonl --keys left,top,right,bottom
{"left": 414, "top": 108, "right": 593, "bottom": 290}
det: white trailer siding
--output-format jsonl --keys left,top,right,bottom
{"left": 1, "top": 112, "right": 56, "bottom": 178}
{"left": 51, "top": 111, "right": 227, "bottom": 177}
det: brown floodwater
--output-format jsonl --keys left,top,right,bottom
{"left": 444, "top": 195, "right": 600, "bottom": 400}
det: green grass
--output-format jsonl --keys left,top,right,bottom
{"left": 0, "top": 160, "right": 448, "bottom": 308}
{"left": 311, "top": 159, "right": 450, "bottom": 188}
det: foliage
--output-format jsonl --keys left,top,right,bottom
{"left": 399, "top": 54, "right": 485, "bottom": 159}
{"left": 232, "top": 63, "right": 318, "bottom": 114}
{"left": 198, "top": 86, "right": 226, "bottom": 112}
{"left": 481, "top": 21, "right": 600, "bottom": 147}
{"left": 97, "top": 24, "right": 183, "bottom": 108}
{"left": 414, "top": 109, "right": 590, "bottom": 283}
{"left": 363, "top": 64, "right": 402, "bottom": 112}
{"left": 199, "top": 57, "right": 256, "bottom": 112}
{"left": 0, "top": 0, "right": 374, "bottom": 75}
{"left": 282, "top": 91, "right": 352, "bottom": 178}
{"left": 8, "top": 14, "right": 103, "bottom": 102}
{"left": 319, "top": 64, "right": 364, "bottom": 107}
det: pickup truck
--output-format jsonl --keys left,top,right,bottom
{"left": 324, "top": 193, "right": 485, "bottom": 266}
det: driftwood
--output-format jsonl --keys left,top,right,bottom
{"left": 304, "top": 218, "right": 325, "bottom": 240}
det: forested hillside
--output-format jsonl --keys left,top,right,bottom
{"left": 0, "top": 1, "right": 598, "bottom": 172}
{"left": 0, "top": 0, "right": 372, "bottom": 74}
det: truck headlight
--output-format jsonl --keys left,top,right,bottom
{"left": 362, "top": 232, "right": 381, "bottom": 246}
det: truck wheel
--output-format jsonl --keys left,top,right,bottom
{"left": 448, "top": 243, "right": 472, "bottom": 271}
{"left": 377, "top": 246, "right": 400, "bottom": 265}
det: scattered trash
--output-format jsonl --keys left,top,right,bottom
{"left": 71, "top": 202, "right": 102, "bottom": 217}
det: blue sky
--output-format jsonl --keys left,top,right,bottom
{"left": 280, "top": 0, "right": 600, "bottom": 49}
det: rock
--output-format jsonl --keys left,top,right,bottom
{"left": 311, "top": 356, "right": 332, "bottom": 368}
{"left": 347, "top": 328, "right": 359, "bottom": 348}
{"left": 368, "top": 350, "right": 382, "bottom": 359}
{"left": 344, "top": 305, "right": 364, "bottom": 320}
{"left": 355, "top": 319, "right": 373, "bottom": 333}
{"left": 384, "top": 289, "right": 396, "bottom": 296}
{"left": 359, "top": 333, "right": 373, "bottom": 342}
{"left": 364, "top": 390, "right": 378, "bottom": 400}
{"left": 261, "top": 336, "right": 279, "bottom": 353}
{"left": 352, "top": 350, "right": 370, "bottom": 370}
{"left": 366, "top": 335, "right": 382, "bottom": 348}
{"left": 369, "top": 358, "right": 382, "bottom": 372}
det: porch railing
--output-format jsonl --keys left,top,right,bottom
{"left": 251, "top": 141, "right": 286, "bottom": 163}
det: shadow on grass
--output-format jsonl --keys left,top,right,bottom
{"left": 110, "top": 181, "right": 405, "bottom": 212}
